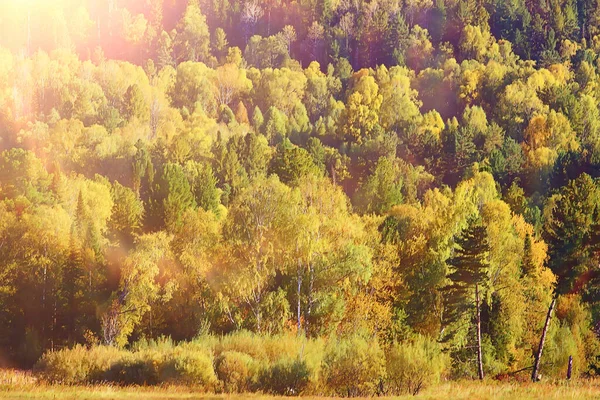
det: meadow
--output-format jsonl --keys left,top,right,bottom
{"left": 1, "top": 379, "right": 600, "bottom": 400}
{"left": 0, "top": 367, "right": 598, "bottom": 400}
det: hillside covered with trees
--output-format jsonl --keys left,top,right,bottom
{"left": 2, "top": 0, "right": 600, "bottom": 390}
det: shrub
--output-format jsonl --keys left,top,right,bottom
{"left": 34, "top": 333, "right": 326, "bottom": 393}
{"left": 215, "top": 331, "right": 268, "bottom": 361}
{"left": 260, "top": 334, "right": 304, "bottom": 362}
{"left": 257, "top": 357, "right": 311, "bottom": 395}
{"left": 104, "top": 343, "right": 217, "bottom": 387}
{"left": 34, "top": 345, "right": 125, "bottom": 384}
{"left": 215, "top": 332, "right": 322, "bottom": 394}
{"left": 321, "top": 335, "right": 386, "bottom": 397}
{"left": 385, "top": 336, "right": 448, "bottom": 395}
{"left": 35, "top": 339, "right": 218, "bottom": 388}
{"left": 544, "top": 324, "right": 583, "bottom": 379}
{"left": 170, "top": 350, "right": 217, "bottom": 387}
{"left": 103, "top": 352, "right": 162, "bottom": 385}
{"left": 215, "top": 350, "right": 257, "bottom": 393}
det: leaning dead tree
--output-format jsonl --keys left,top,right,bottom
{"left": 531, "top": 295, "right": 557, "bottom": 381}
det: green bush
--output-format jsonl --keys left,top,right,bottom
{"left": 321, "top": 335, "right": 386, "bottom": 397}
{"left": 214, "top": 332, "right": 322, "bottom": 394}
{"left": 215, "top": 331, "right": 268, "bottom": 361}
{"left": 170, "top": 350, "right": 217, "bottom": 387}
{"left": 34, "top": 345, "right": 125, "bottom": 384}
{"left": 257, "top": 357, "right": 311, "bottom": 395}
{"left": 260, "top": 334, "right": 304, "bottom": 362}
{"left": 35, "top": 334, "right": 326, "bottom": 393}
{"left": 385, "top": 336, "right": 448, "bottom": 395}
{"left": 104, "top": 344, "right": 217, "bottom": 387}
{"left": 103, "top": 352, "right": 162, "bottom": 385}
{"left": 35, "top": 338, "right": 218, "bottom": 388}
{"left": 215, "top": 350, "right": 257, "bottom": 393}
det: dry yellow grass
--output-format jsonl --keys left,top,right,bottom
{"left": 0, "top": 369, "right": 599, "bottom": 400}
{"left": 2, "top": 382, "right": 600, "bottom": 400}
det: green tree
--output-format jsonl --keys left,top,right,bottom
{"left": 533, "top": 173, "right": 600, "bottom": 381}
{"left": 241, "top": 131, "right": 272, "bottom": 178}
{"left": 108, "top": 182, "right": 144, "bottom": 246}
{"left": 269, "top": 139, "right": 318, "bottom": 186}
{"left": 443, "top": 221, "right": 490, "bottom": 380}
{"left": 103, "top": 232, "right": 174, "bottom": 346}
{"left": 218, "top": 176, "right": 298, "bottom": 332}
{"left": 353, "top": 157, "right": 403, "bottom": 215}
{"left": 262, "top": 106, "right": 288, "bottom": 144}
{"left": 156, "top": 30, "right": 175, "bottom": 69}
{"left": 212, "top": 27, "right": 229, "bottom": 62}
{"left": 147, "top": 163, "right": 196, "bottom": 232}
{"left": 123, "top": 84, "right": 149, "bottom": 122}
{"left": 184, "top": 161, "right": 221, "bottom": 215}
{"left": 339, "top": 73, "right": 383, "bottom": 144}
{"left": 174, "top": 0, "right": 211, "bottom": 63}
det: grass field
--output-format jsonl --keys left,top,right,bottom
{"left": 1, "top": 370, "right": 600, "bottom": 399}
{"left": 1, "top": 381, "right": 600, "bottom": 399}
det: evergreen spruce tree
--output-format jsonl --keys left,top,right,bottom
{"left": 533, "top": 173, "right": 600, "bottom": 381}
{"left": 443, "top": 221, "right": 490, "bottom": 380}
{"left": 385, "top": 12, "right": 409, "bottom": 65}
{"left": 429, "top": 0, "right": 447, "bottom": 43}
{"left": 522, "top": 233, "right": 536, "bottom": 276}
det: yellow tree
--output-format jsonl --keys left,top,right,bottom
{"left": 339, "top": 72, "right": 383, "bottom": 144}
{"left": 211, "top": 63, "right": 252, "bottom": 107}
{"left": 217, "top": 176, "right": 299, "bottom": 333}
{"left": 103, "top": 232, "right": 175, "bottom": 346}
{"left": 295, "top": 175, "right": 373, "bottom": 336}
{"left": 253, "top": 67, "right": 307, "bottom": 117}
{"left": 376, "top": 65, "right": 422, "bottom": 131}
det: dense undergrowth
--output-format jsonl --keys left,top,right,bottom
{"left": 34, "top": 332, "right": 448, "bottom": 396}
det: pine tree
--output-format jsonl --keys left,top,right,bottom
{"left": 522, "top": 233, "right": 536, "bottom": 276}
{"left": 318, "top": 0, "right": 333, "bottom": 25}
{"left": 474, "top": 0, "right": 491, "bottom": 31}
{"left": 189, "top": 164, "right": 221, "bottom": 214}
{"left": 63, "top": 237, "right": 84, "bottom": 345}
{"left": 563, "top": 0, "right": 580, "bottom": 39}
{"left": 212, "top": 27, "right": 229, "bottom": 62}
{"left": 174, "top": 0, "right": 211, "bottom": 62}
{"left": 159, "top": 163, "right": 196, "bottom": 231}
{"left": 443, "top": 221, "right": 490, "bottom": 380}
{"left": 429, "top": 0, "right": 447, "bottom": 43}
{"left": 109, "top": 182, "right": 144, "bottom": 246}
{"left": 252, "top": 106, "right": 265, "bottom": 132}
{"left": 533, "top": 173, "right": 600, "bottom": 381}
{"left": 156, "top": 30, "right": 174, "bottom": 69}
{"left": 457, "top": 0, "right": 477, "bottom": 28}
{"left": 385, "top": 12, "right": 409, "bottom": 66}
{"left": 132, "top": 140, "right": 152, "bottom": 195}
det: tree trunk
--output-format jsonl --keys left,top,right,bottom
{"left": 27, "top": 8, "right": 31, "bottom": 55}
{"left": 255, "top": 307, "right": 262, "bottom": 333}
{"left": 305, "top": 263, "right": 314, "bottom": 336}
{"left": 475, "top": 283, "right": 484, "bottom": 380}
{"left": 42, "top": 263, "right": 48, "bottom": 348}
{"left": 567, "top": 355, "right": 573, "bottom": 380}
{"left": 297, "top": 260, "right": 302, "bottom": 334}
{"left": 330, "top": 164, "right": 337, "bottom": 187}
{"left": 532, "top": 295, "right": 557, "bottom": 382}
{"left": 52, "top": 295, "right": 57, "bottom": 351}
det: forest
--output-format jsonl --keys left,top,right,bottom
{"left": 2, "top": 0, "right": 600, "bottom": 395}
